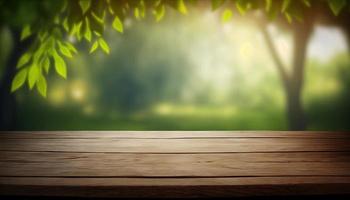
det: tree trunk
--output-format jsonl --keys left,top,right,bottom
{"left": 285, "top": 23, "right": 313, "bottom": 131}
{"left": 0, "top": 28, "right": 32, "bottom": 130}
{"left": 343, "top": 25, "right": 350, "bottom": 51}
{"left": 259, "top": 20, "right": 313, "bottom": 130}
{"left": 339, "top": 13, "right": 350, "bottom": 51}
{"left": 285, "top": 86, "right": 307, "bottom": 130}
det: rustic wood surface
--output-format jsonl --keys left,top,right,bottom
{"left": 0, "top": 131, "right": 349, "bottom": 198}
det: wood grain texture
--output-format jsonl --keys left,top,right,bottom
{"left": 0, "top": 138, "right": 349, "bottom": 153}
{"left": 1, "top": 152, "right": 350, "bottom": 177}
{"left": 1, "top": 131, "right": 349, "bottom": 139}
{"left": 1, "top": 177, "right": 350, "bottom": 198}
{"left": 0, "top": 131, "right": 349, "bottom": 198}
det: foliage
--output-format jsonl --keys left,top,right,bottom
{"left": 0, "top": 0, "right": 349, "bottom": 97}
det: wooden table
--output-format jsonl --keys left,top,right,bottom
{"left": 0, "top": 131, "right": 349, "bottom": 198}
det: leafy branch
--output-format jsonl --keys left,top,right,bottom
{"left": 9, "top": 0, "right": 349, "bottom": 97}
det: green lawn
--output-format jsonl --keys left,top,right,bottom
{"left": 16, "top": 103, "right": 287, "bottom": 130}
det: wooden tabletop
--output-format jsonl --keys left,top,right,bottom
{"left": 0, "top": 131, "right": 349, "bottom": 198}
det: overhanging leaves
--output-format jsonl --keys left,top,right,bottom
{"left": 20, "top": 25, "right": 32, "bottom": 41}
{"left": 53, "top": 51, "right": 67, "bottom": 79}
{"left": 28, "top": 65, "right": 40, "bottom": 89}
{"left": 222, "top": 9, "right": 233, "bottom": 22}
{"left": 58, "top": 41, "right": 73, "bottom": 58}
{"left": 90, "top": 40, "right": 99, "bottom": 53}
{"left": 177, "top": 0, "right": 187, "bottom": 15}
{"left": 79, "top": 0, "right": 91, "bottom": 14}
{"left": 16, "top": 52, "right": 32, "bottom": 69}
{"left": 211, "top": 0, "right": 225, "bottom": 11}
{"left": 112, "top": 16, "right": 123, "bottom": 33}
{"left": 6, "top": 0, "right": 350, "bottom": 98}
{"left": 328, "top": 0, "right": 346, "bottom": 16}
{"left": 36, "top": 75, "right": 47, "bottom": 97}
{"left": 98, "top": 38, "right": 110, "bottom": 54}
{"left": 11, "top": 68, "right": 28, "bottom": 92}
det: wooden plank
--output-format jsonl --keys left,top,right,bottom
{"left": 0, "top": 138, "right": 349, "bottom": 153}
{"left": 1, "top": 131, "right": 349, "bottom": 197}
{"left": 2, "top": 176, "right": 350, "bottom": 186}
{"left": 1, "top": 177, "right": 349, "bottom": 197}
{"left": 1, "top": 152, "right": 350, "bottom": 177}
{"left": 0, "top": 131, "right": 349, "bottom": 139}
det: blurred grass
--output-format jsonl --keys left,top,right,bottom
{"left": 16, "top": 102, "right": 287, "bottom": 130}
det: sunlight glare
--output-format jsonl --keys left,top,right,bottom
{"left": 49, "top": 85, "right": 66, "bottom": 105}
{"left": 83, "top": 104, "right": 95, "bottom": 115}
{"left": 70, "top": 80, "right": 86, "bottom": 102}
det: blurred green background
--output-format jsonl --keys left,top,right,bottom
{"left": 1, "top": 9, "right": 350, "bottom": 131}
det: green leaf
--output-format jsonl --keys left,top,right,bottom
{"left": 20, "top": 25, "right": 31, "bottom": 41}
{"left": 328, "top": 0, "right": 346, "bottom": 16}
{"left": 112, "top": 16, "right": 124, "bottom": 33}
{"left": 134, "top": 7, "right": 141, "bottom": 19}
{"left": 140, "top": 0, "right": 146, "bottom": 18}
{"left": 177, "top": 0, "right": 187, "bottom": 15}
{"left": 79, "top": 0, "right": 91, "bottom": 14}
{"left": 38, "top": 31, "right": 48, "bottom": 42}
{"left": 93, "top": 31, "right": 102, "bottom": 37}
{"left": 211, "top": 0, "right": 225, "bottom": 11}
{"left": 75, "top": 21, "right": 83, "bottom": 41}
{"left": 289, "top": 7, "right": 304, "bottom": 22}
{"left": 63, "top": 18, "right": 69, "bottom": 32}
{"left": 69, "top": 23, "right": 78, "bottom": 36}
{"left": 284, "top": 12, "right": 293, "bottom": 23}
{"left": 265, "top": 0, "right": 272, "bottom": 11}
{"left": 302, "top": 0, "right": 311, "bottom": 7}
{"left": 235, "top": 1, "right": 247, "bottom": 15}
{"left": 84, "top": 27, "right": 92, "bottom": 42}
{"left": 92, "top": 11, "right": 104, "bottom": 24}
{"left": 21, "top": 25, "right": 32, "bottom": 41}
{"left": 43, "top": 57, "right": 50, "bottom": 74}
{"left": 154, "top": 0, "right": 162, "bottom": 7}
{"left": 108, "top": 5, "right": 115, "bottom": 15}
{"left": 54, "top": 15, "right": 60, "bottom": 24}
{"left": 90, "top": 41, "right": 99, "bottom": 54}
{"left": 60, "top": 0, "right": 68, "bottom": 13}
{"left": 16, "top": 52, "right": 32, "bottom": 68}
{"left": 65, "top": 42, "right": 78, "bottom": 54}
{"left": 281, "top": 0, "right": 291, "bottom": 12}
{"left": 58, "top": 41, "right": 73, "bottom": 58}
{"left": 221, "top": 9, "right": 233, "bottom": 23}
{"left": 155, "top": 4, "right": 165, "bottom": 22}
{"left": 53, "top": 52, "right": 67, "bottom": 79}
{"left": 11, "top": 68, "right": 28, "bottom": 92}
{"left": 28, "top": 65, "right": 39, "bottom": 89}
{"left": 98, "top": 38, "right": 110, "bottom": 54}
{"left": 32, "top": 49, "right": 43, "bottom": 67}
{"left": 36, "top": 75, "right": 47, "bottom": 97}
{"left": 84, "top": 17, "right": 92, "bottom": 42}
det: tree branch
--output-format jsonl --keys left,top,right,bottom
{"left": 258, "top": 23, "right": 290, "bottom": 90}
